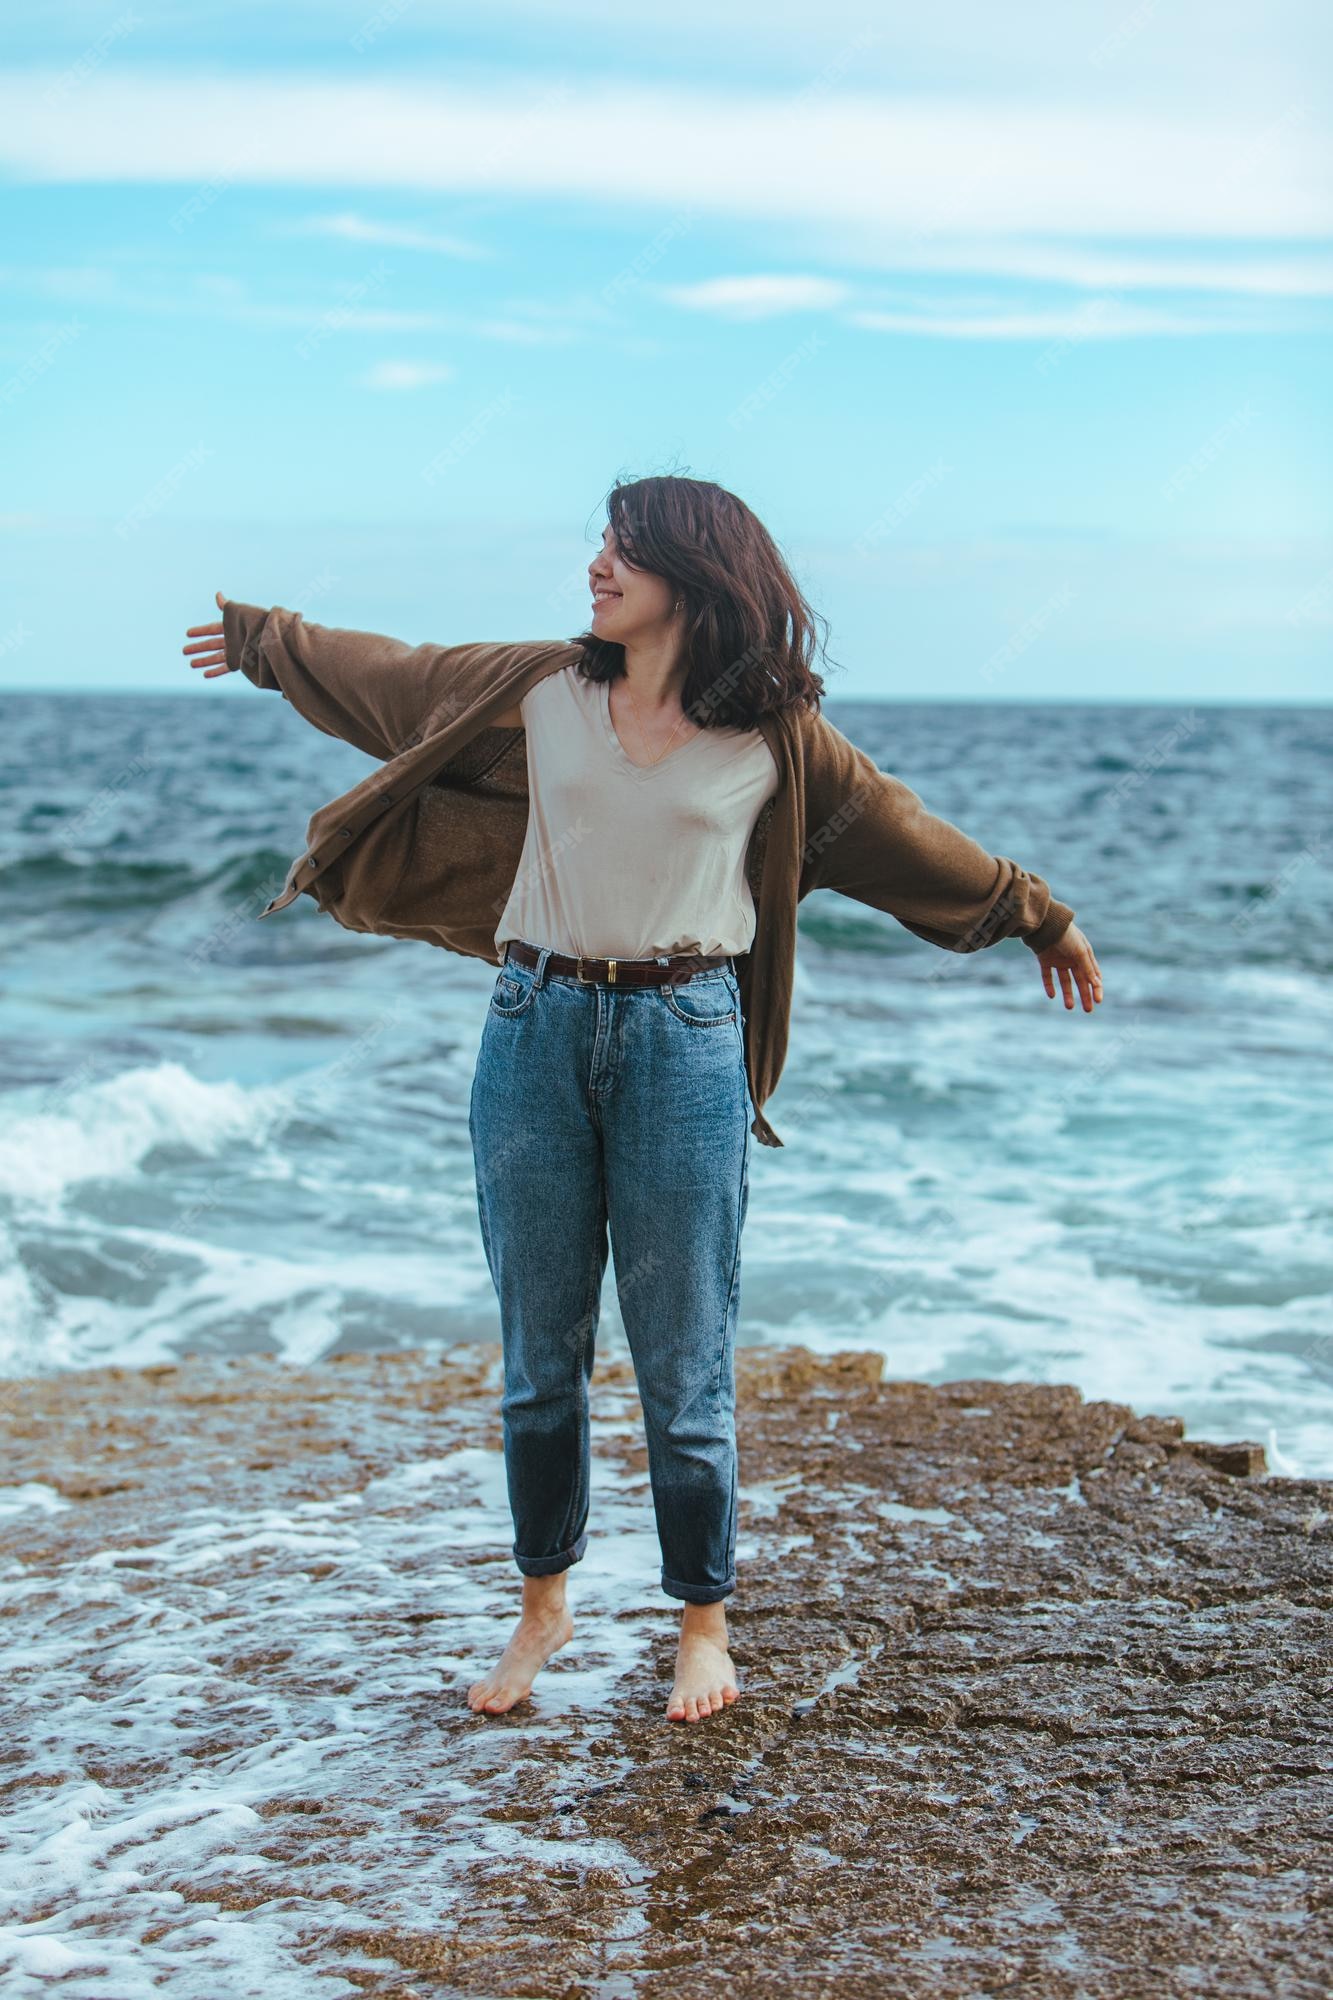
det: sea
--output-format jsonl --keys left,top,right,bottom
{"left": 3, "top": 690, "right": 1331, "bottom": 1474}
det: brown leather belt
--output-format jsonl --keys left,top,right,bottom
{"left": 503, "top": 938, "right": 734, "bottom": 988}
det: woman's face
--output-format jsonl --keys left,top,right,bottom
{"left": 587, "top": 521, "right": 678, "bottom": 639}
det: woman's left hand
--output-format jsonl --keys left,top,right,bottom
{"left": 1036, "top": 921, "right": 1103, "bottom": 1012}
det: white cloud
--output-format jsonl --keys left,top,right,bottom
{"left": 0, "top": 69, "right": 1325, "bottom": 241}
{"left": 822, "top": 239, "right": 1333, "bottom": 298}
{"left": 290, "top": 211, "right": 494, "bottom": 260}
{"left": 652, "top": 275, "right": 1317, "bottom": 338}
{"left": 659, "top": 274, "right": 851, "bottom": 317}
{"left": 189, "top": 0, "right": 1329, "bottom": 120}
{"left": 361, "top": 358, "right": 456, "bottom": 390}
{"left": 846, "top": 300, "right": 1297, "bottom": 338}
{"left": 0, "top": 263, "right": 591, "bottom": 343}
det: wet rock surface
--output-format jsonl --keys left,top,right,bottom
{"left": 2, "top": 1345, "right": 1330, "bottom": 1998}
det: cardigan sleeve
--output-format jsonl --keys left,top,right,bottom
{"left": 799, "top": 711, "right": 1074, "bottom": 954}
{"left": 220, "top": 599, "right": 504, "bottom": 763}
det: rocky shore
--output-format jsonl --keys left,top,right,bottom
{"left": 2, "top": 1344, "right": 1329, "bottom": 1999}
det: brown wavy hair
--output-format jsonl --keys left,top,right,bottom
{"left": 568, "top": 474, "right": 832, "bottom": 730}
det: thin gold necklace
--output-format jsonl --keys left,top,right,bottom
{"left": 619, "top": 677, "right": 696, "bottom": 766}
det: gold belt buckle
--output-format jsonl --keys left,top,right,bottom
{"left": 575, "top": 954, "right": 616, "bottom": 982}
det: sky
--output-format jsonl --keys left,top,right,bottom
{"left": 1, "top": 0, "right": 1330, "bottom": 700}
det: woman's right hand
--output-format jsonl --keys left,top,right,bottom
{"left": 182, "top": 589, "right": 232, "bottom": 678}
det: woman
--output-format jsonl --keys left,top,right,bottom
{"left": 184, "top": 474, "right": 1101, "bottom": 1726}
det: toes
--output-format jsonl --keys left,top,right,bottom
{"left": 466, "top": 1681, "right": 512, "bottom": 1714}
{"left": 721, "top": 1683, "right": 739, "bottom": 1703}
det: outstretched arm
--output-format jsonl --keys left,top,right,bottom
{"left": 799, "top": 709, "right": 1102, "bottom": 1011}
{"left": 183, "top": 590, "right": 524, "bottom": 758}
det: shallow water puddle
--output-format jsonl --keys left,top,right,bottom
{"left": 0, "top": 1390, "right": 677, "bottom": 1995}
{"left": 792, "top": 1636, "right": 890, "bottom": 1715}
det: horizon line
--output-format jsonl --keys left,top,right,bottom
{"left": 6, "top": 686, "right": 1330, "bottom": 710}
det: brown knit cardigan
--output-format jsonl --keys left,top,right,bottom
{"left": 221, "top": 601, "right": 1075, "bottom": 1148}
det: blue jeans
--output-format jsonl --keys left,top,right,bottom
{"left": 468, "top": 942, "right": 753, "bottom": 1604}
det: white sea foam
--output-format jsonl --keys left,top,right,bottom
{"left": 0, "top": 1393, "right": 674, "bottom": 1997}
{"left": 0, "top": 1483, "right": 70, "bottom": 1522}
{"left": 0, "top": 1063, "right": 286, "bottom": 1215}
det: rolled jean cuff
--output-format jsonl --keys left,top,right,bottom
{"left": 514, "top": 1530, "right": 587, "bottom": 1577}
{"left": 661, "top": 1569, "right": 735, "bottom": 1605}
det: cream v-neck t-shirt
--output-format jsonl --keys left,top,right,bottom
{"left": 494, "top": 662, "right": 781, "bottom": 960}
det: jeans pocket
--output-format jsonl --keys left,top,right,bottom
{"left": 490, "top": 964, "right": 538, "bottom": 1018}
{"left": 661, "top": 973, "right": 737, "bottom": 1029}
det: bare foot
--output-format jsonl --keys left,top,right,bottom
{"left": 467, "top": 1577, "right": 574, "bottom": 1714}
{"left": 666, "top": 1602, "right": 740, "bottom": 1722}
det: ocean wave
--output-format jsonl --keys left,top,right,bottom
{"left": 795, "top": 901, "right": 912, "bottom": 954}
{"left": 0, "top": 848, "right": 294, "bottom": 915}
{"left": 0, "top": 1062, "right": 287, "bottom": 1214}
